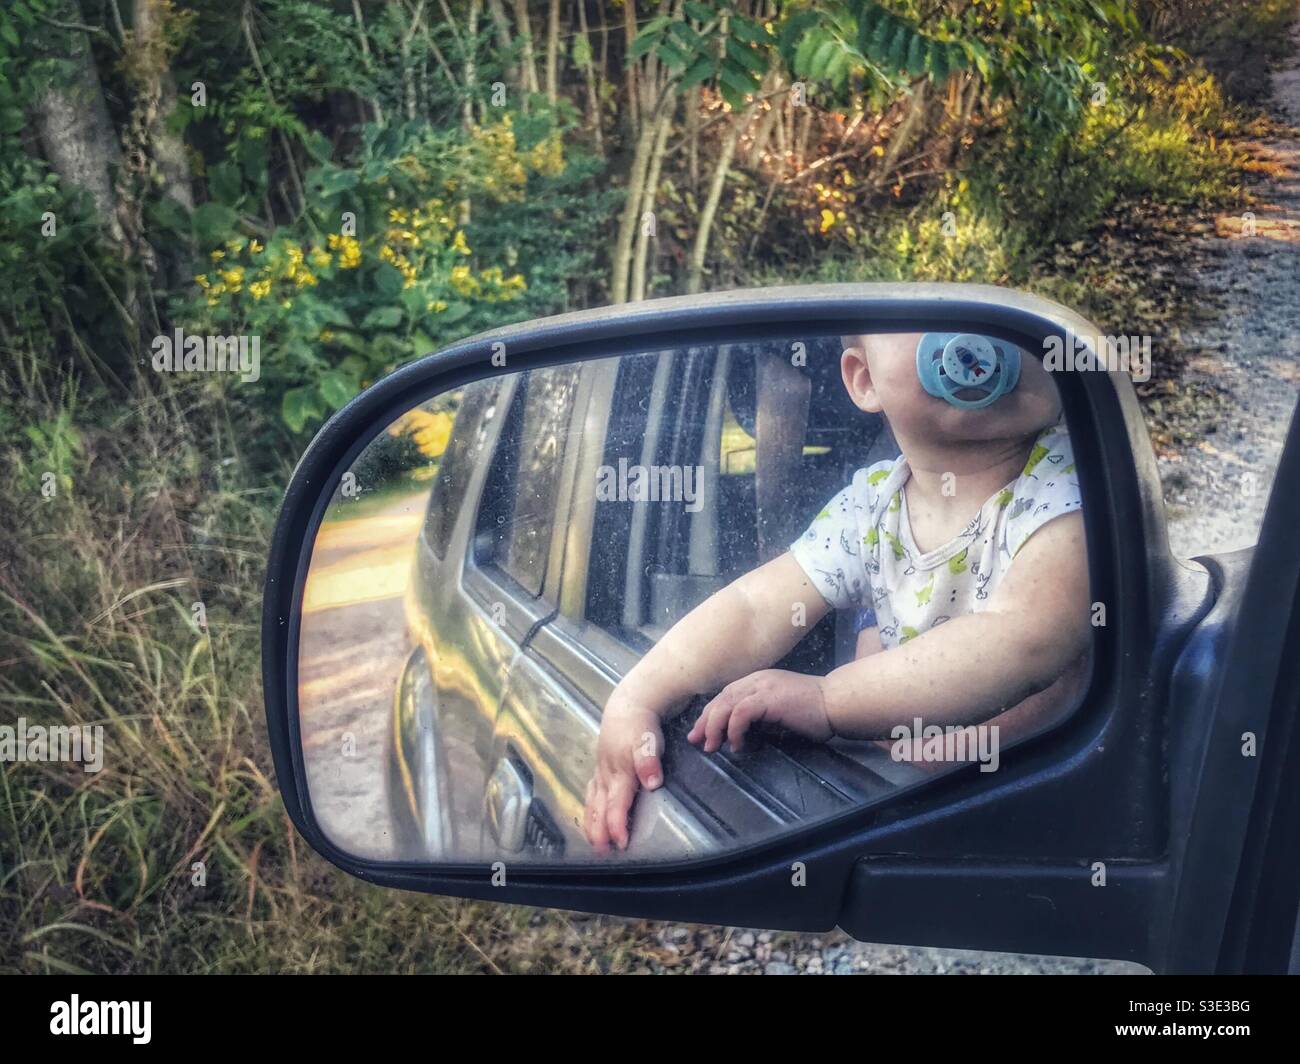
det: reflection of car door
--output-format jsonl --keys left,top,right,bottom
{"left": 498, "top": 355, "right": 718, "bottom": 859}
{"left": 502, "top": 348, "right": 901, "bottom": 860}
{"left": 457, "top": 364, "right": 586, "bottom": 858}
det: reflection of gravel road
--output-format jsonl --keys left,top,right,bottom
{"left": 298, "top": 492, "right": 430, "bottom": 861}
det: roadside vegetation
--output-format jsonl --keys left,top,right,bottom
{"left": 1, "top": 0, "right": 1295, "bottom": 973}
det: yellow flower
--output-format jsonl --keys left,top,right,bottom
{"left": 210, "top": 249, "right": 225, "bottom": 261}
{"left": 250, "top": 240, "right": 265, "bottom": 254}
{"left": 450, "top": 264, "right": 479, "bottom": 298}
{"left": 221, "top": 267, "right": 245, "bottom": 288}
{"left": 311, "top": 247, "right": 332, "bottom": 269}
{"left": 249, "top": 279, "right": 272, "bottom": 299}
{"left": 195, "top": 274, "right": 210, "bottom": 289}
{"left": 452, "top": 230, "right": 471, "bottom": 256}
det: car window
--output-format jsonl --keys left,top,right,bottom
{"left": 587, "top": 340, "right": 896, "bottom": 651}
{"left": 423, "top": 379, "right": 501, "bottom": 558}
{"left": 477, "top": 364, "right": 582, "bottom": 598}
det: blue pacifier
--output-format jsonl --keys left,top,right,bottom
{"left": 916, "top": 333, "right": 1021, "bottom": 409}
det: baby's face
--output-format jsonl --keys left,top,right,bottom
{"left": 841, "top": 332, "right": 1062, "bottom": 446}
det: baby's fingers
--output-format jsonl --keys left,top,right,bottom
{"left": 584, "top": 777, "right": 611, "bottom": 853}
{"left": 702, "top": 697, "right": 737, "bottom": 754}
{"left": 631, "top": 730, "right": 664, "bottom": 791}
{"left": 603, "top": 772, "right": 638, "bottom": 851}
{"left": 691, "top": 684, "right": 742, "bottom": 750}
{"left": 727, "top": 697, "right": 763, "bottom": 753}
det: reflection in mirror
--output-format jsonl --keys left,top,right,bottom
{"left": 298, "top": 333, "right": 1090, "bottom": 865}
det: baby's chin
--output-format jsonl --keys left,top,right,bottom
{"left": 920, "top": 394, "right": 1061, "bottom": 444}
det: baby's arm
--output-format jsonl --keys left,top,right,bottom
{"left": 855, "top": 625, "right": 884, "bottom": 659}
{"left": 694, "top": 511, "right": 1089, "bottom": 746}
{"left": 826, "top": 511, "right": 1088, "bottom": 735}
{"left": 584, "top": 552, "right": 831, "bottom": 851}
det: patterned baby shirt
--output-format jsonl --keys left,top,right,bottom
{"left": 789, "top": 419, "right": 1081, "bottom": 648}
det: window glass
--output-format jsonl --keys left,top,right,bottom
{"left": 588, "top": 340, "right": 897, "bottom": 647}
{"left": 479, "top": 365, "right": 582, "bottom": 597}
{"left": 423, "top": 379, "right": 501, "bottom": 558}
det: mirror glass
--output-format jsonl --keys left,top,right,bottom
{"left": 297, "top": 332, "right": 1090, "bottom": 863}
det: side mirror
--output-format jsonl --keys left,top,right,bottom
{"left": 264, "top": 283, "right": 1188, "bottom": 951}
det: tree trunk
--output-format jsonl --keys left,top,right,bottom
{"left": 575, "top": 0, "right": 603, "bottom": 155}
{"left": 513, "top": 0, "right": 541, "bottom": 99}
{"left": 485, "top": 0, "right": 513, "bottom": 51}
{"left": 685, "top": 84, "right": 700, "bottom": 189}
{"left": 464, "top": 0, "right": 481, "bottom": 127}
{"left": 610, "top": 111, "right": 659, "bottom": 303}
{"left": 545, "top": 0, "right": 561, "bottom": 103}
{"left": 351, "top": 0, "right": 387, "bottom": 125}
{"left": 745, "top": 71, "right": 783, "bottom": 167}
{"left": 133, "top": 0, "right": 193, "bottom": 211}
{"left": 876, "top": 79, "right": 928, "bottom": 187}
{"left": 630, "top": 107, "right": 672, "bottom": 302}
{"left": 686, "top": 109, "right": 747, "bottom": 295}
{"left": 398, "top": 0, "right": 427, "bottom": 122}
{"left": 794, "top": 101, "right": 812, "bottom": 169}
{"left": 621, "top": 0, "right": 639, "bottom": 135}
{"left": 31, "top": 2, "right": 125, "bottom": 245}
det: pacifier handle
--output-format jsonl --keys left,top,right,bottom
{"left": 916, "top": 333, "right": 1021, "bottom": 409}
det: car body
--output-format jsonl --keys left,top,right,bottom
{"left": 389, "top": 338, "right": 935, "bottom": 861}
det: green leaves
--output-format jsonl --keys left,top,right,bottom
{"left": 853, "top": 1, "right": 967, "bottom": 82}
{"left": 361, "top": 306, "right": 402, "bottom": 330}
{"left": 373, "top": 263, "right": 404, "bottom": 299}
{"left": 281, "top": 386, "right": 323, "bottom": 434}
{"left": 628, "top": 3, "right": 773, "bottom": 109}
{"left": 308, "top": 165, "right": 360, "bottom": 199}
{"left": 317, "top": 370, "right": 355, "bottom": 411}
{"left": 190, "top": 203, "right": 240, "bottom": 247}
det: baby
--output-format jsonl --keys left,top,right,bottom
{"left": 583, "top": 332, "right": 1090, "bottom": 852}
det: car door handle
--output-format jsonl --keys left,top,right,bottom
{"left": 484, "top": 758, "right": 533, "bottom": 853}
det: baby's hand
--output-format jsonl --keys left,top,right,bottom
{"left": 584, "top": 695, "right": 665, "bottom": 853}
{"left": 688, "top": 669, "right": 833, "bottom": 753}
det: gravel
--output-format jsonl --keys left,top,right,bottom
{"left": 1160, "top": 19, "right": 1300, "bottom": 559}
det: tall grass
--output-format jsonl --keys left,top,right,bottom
{"left": 0, "top": 372, "right": 678, "bottom": 973}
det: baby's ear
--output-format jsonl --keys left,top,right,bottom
{"left": 841, "top": 346, "right": 881, "bottom": 413}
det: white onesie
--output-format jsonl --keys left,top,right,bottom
{"left": 789, "top": 419, "right": 1081, "bottom": 648}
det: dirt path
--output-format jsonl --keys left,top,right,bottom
{"left": 298, "top": 491, "right": 429, "bottom": 861}
{"left": 1161, "top": 18, "right": 1300, "bottom": 558}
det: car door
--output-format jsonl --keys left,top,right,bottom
{"left": 488, "top": 355, "right": 719, "bottom": 859}
{"left": 515, "top": 342, "right": 928, "bottom": 859}
{"left": 1158, "top": 400, "right": 1300, "bottom": 974}
{"left": 433, "top": 365, "right": 583, "bottom": 857}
